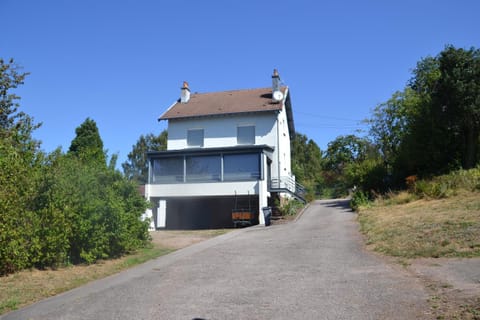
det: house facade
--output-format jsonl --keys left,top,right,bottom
{"left": 144, "top": 70, "right": 304, "bottom": 229}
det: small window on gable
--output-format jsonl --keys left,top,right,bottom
{"left": 237, "top": 126, "right": 255, "bottom": 145}
{"left": 187, "top": 129, "right": 204, "bottom": 147}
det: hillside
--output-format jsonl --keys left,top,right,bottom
{"left": 355, "top": 171, "right": 480, "bottom": 319}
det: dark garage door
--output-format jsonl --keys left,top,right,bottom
{"left": 165, "top": 196, "right": 259, "bottom": 229}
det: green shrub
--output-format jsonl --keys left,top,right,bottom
{"left": 412, "top": 167, "right": 480, "bottom": 199}
{"left": 344, "top": 158, "right": 387, "bottom": 194}
{"left": 350, "top": 190, "right": 371, "bottom": 211}
{"left": 277, "top": 198, "right": 303, "bottom": 216}
{"left": 0, "top": 144, "right": 41, "bottom": 274}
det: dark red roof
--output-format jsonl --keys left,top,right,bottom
{"left": 159, "top": 87, "right": 287, "bottom": 120}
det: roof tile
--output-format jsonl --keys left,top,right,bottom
{"left": 159, "top": 87, "right": 286, "bottom": 120}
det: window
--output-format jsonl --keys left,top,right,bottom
{"left": 237, "top": 126, "right": 255, "bottom": 145}
{"left": 187, "top": 129, "right": 204, "bottom": 147}
{"left": 152, "top": 157, "right": 184, "bottom": 183}
{"left": 186, "top": 155, "right": 221, "bottom": 182}
{"left": 223, "top": 153, "right": 260, "bottom": 181}
{"left": 150, "top": 152, "right": 262, "bottom": 184}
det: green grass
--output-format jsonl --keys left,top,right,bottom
{"left": 0, "top": 297, "right": 20, "bottom": 314}
{"left": 116, "top": 246, "right": 173, "bottom": 270}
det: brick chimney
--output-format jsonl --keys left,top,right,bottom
{"left": 180, "top": 81, "right": 190, "bottom": 103}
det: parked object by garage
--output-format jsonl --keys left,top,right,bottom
{"left": 232, "top": 192, "right": 257, "bottom": 228}
{"left": 262, "top": 207, "right": 272, "bottom": 226}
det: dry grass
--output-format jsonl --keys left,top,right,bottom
{"left": 0, "top": 229, "right": 229, "bottom": 315}
{"left": 358, "top": 191, "right": 480, "bottom": 258}
{"left": 358, "top": 191, "right": 480, "bottom": 318}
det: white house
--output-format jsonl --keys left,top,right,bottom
{"left": 144, "top": 70, "right": 305, "bottom": 229}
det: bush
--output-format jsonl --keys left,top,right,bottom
{"left": 344, "top": 158, "right": 387, "bottom": 194}
{"left": 277, "top": 198, "right": 303, "bottom": 216}
{"left": 0, "top": 150, "right": 150, "bottom": 275}
{"left": 47, "top": 155, "right": 150, "bottom": 264}
{"left": 412, "top": 167, "right": 480, "bottom": 199}
{"left": 350, "top": 190, "right": 371, "bottom": 211}
{"left": 0, "top": 144, "right": 42, "bottom": 274}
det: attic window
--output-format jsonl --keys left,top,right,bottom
{"left": 237, "top": 126, "right": 255, "bottom": 145}
{"left": 187, "top": 129, "right": 204, "bottom": 147}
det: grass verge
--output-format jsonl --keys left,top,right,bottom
{"left": 0, "top": 229, "right": 229, "bottom": 315}
{"left": 357, "top": 189, "right": 480, "bottom": 319}
{"left": 358, "top": 191, "right": 480, "bottom": 258}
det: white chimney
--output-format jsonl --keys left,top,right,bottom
{"left": 180, "top": 81, "right": 190, "bottom": 103}
{"left": 272, "top": 69, "right": 280, "bottom": 92}
{"left": 272, "top": 69, "right": 284, "bottom": 102}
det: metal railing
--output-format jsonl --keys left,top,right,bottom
{"left": 269, "top": 175, "right": 306, "bottom": 202}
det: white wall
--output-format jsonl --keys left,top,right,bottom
{"left": 148, "top": 180, "right": 259, "bottom": 198}
{"left": 167, "top": 113, "right": 277, "bottom": 150}
{"left": 166, "top": 112, "right": 288, "bottom": 181}
{"left": 276, "top": 106, "right": 292, "bottom": 177}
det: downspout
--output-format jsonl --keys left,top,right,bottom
{"left": 276, "top": 110, "right": 281, "bottom": 186}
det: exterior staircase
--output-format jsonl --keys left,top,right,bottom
{"left": 269, "top": 175, "right": 307, "bottom": 203}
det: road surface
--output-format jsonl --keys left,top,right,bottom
{"left": 2, "top": 200, "right": 431, "bottom": 320}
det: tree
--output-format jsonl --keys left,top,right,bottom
{"left": 323, "top": 135, "right": 373, "bottom": 173}
{"left": 368, "top": 90, "right": 422, "bottom": 167}
{"left": 0, "top": 58, "right": 41, "bottom": 151}
{"left": 291, "top": 133, "right": 323, "bottom": 199}
{"left": 367, "top": 45, "right": 480, "bottom": 184}
{"left": 122, "top": 130, "right": 167, "bottom": 183}
{"left": 0, "top": 59, "right": 43, "bottom": 274}
{"left": 434, "top": 46, "right": 480, "bottom": 169}
{"left": 321, "top": 134, "right": 378, "bottom": 195}
{"left": 68, "top": 118, "right": 106, "bottom": 165}
{"left": 0, "top": 60, "right": 151, "bottom": 275}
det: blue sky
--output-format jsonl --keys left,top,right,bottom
{"left": 2, "top": 0, "right": 479, "bottom": 166}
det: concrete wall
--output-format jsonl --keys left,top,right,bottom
{"left": 147, "top": 180, "right": 259, "bottom": 198}
{"left": 167, "top": 113, "right": 276, "bottom": 149}
{"left": 276, "top": 105, "right": 292, "bottom": 178}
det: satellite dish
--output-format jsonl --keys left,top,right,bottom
{"left": 273, "top": 90, "right": 284, "bottom": 101}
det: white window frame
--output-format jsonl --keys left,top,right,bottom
{"left": 237, "top": 125, "right": 255, "bottom": 145}
{"left": 187, "top": 128, "right": 204, "bottom": 147}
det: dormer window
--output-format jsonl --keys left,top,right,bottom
{"left": 187, "top": 129, "right": 204, "bottom": 147}
{"left": 237, "top": 125, "right": 255, "bottom": 145}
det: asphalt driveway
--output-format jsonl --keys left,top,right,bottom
{"left": 1, "top": 200, "right": 431, "bottom": 320}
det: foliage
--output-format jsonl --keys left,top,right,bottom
{"left": 122, "top": 131, "right": 167, "bottom": 183}
{"left": 412, "top": 167, "right": 480, "bottom": 199}
{"left": 276, "top": 198, "right": 303, "bottom": 216}
{"left": 37, "top": 145, "right": 150, "bottom": 265}
{"left": 68, "top": 118, "right": 106, "bottom": 165}
{"left": 344, "top": 157, "right": 387, "bottom": 194}
{"left": 0, "top": 143, "right": 41, "bottom": 274}
{"left": 367, "top": 89, "right": 420, "bottom": 175}
{"left": 320, "top": 135, "right": 377, "bottom": 197}
{"left": 434, "top": 46, "right": 480, "bottom": 169}
{"left": 323, "top": 134, "right": 372, "bottom": 173}
{"left": 350, "top": 190, "right": 371, "bottom": 211}
{"left": 0, "top": 59, "right": 43, "bottom": 275}
{"left": 291, "top": 133, "right": 323, "bottom": 197}
{"left": 0, "top": 60, "right": 151, "bottom": 275}
{"left": 364, "top": 45, "right": 480, "bottom": 192}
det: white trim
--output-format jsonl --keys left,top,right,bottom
{"left": 159, "top": 100, "right": 180, "bottom": 120}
